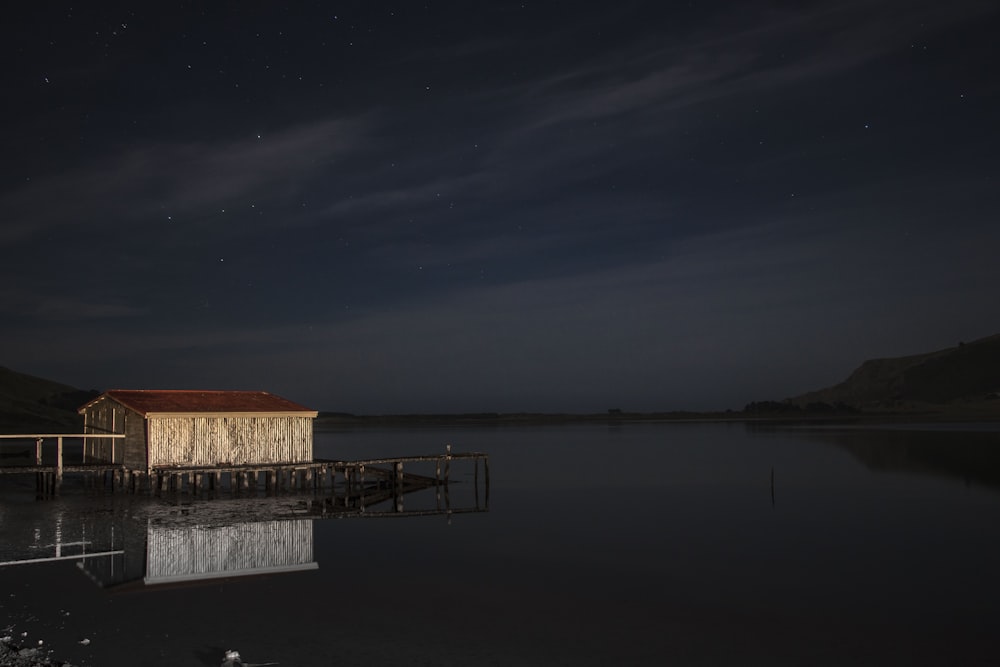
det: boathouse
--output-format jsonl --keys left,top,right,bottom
{"left": 78, "top": 390, "right": 318, "bottom": 472}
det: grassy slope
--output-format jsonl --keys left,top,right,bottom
{"left": 791, "top": 333, "right": 1000, "bottom": 412}
{"left": 0, "top": 365, "right": 95, "bottom": 432}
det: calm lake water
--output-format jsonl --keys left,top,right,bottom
{"left": 2, "top": 421, "right": 1000, "bottom": 666}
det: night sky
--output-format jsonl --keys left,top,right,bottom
{"left": 3, "top": 1, "right": 999, "bottom": 414}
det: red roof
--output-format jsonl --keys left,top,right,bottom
{"left": 80, "top": 390, "right": 317, "bottom": 416}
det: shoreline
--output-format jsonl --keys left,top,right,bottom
{"left": 0, "top": 634, "right": 73, "bottom": 667}
{"left": 314, "top": 406, "right": 1000, "bottom": 428}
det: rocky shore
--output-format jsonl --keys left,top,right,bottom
{"left": 0, "top": 634, "right": 74, "bottom": 667}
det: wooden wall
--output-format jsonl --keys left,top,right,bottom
{"left": 82, "top": 397, "right": 145, "bottom": 466}
{"left": 147, "top": 415, "right": 313, "bottom": 467}
{"left": 144, "top": 519, "right": 315, "bottom": 584}
{"left": 121, "top": 409, "right": 147, "bottom": 470}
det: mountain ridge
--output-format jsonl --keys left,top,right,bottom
{"left": 789, "top": 333, "right": 1000, "bottom": 411}
{"left": 2, "top": 333, "right": 999, "bottom": 429}
{"left": 0, "top": 365, "right": 95, "bottom": 431}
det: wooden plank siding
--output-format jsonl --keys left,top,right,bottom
{"left": 122, "top": 407, "right": 148, "bottom": 470}
{"left": 148, "top": 416, "right": 313, "bottom": 467}
{"left": 83, "top": 396, "right": 150, "bottom": 467}
{"left": 78, "top": 391, "right": 317, "bottom": 471}
{"left": 83, "top": 397, "right": 125, "bottom": 463}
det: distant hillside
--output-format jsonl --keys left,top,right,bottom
{"left": 0, "top": 366, "right": 97, "bottom": 432}
{"left": 789, "top": 334, "right": 1000, "bottom": 412}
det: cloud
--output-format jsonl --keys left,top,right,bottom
{"left": 0, "top": 116, "right": 370, "bottom": 245}
{"left": 6, "top": 200, "right": 999, "bottom": 412}
{"left": 481, "top": 0, "right": 994, "bottom": 137}
{"left": 0, "top": 288, "right": 145, "bottom": 322}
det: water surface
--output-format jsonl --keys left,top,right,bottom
{"left": 2, "top": 421, "right": 1000, "bottom": 666}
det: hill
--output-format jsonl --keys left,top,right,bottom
{"left": 788, "top": 334, "right": 1000, "bottom": 413}
{"left": 0, "top": 366, "right": 97, "bottom": 432}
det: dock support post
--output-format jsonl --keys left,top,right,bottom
{"left": 56, "top": 437, "right": 63, "bottom": 486}
{"left": 53, "top": 437, "right": 63, "bottom": 494}
{"left": 35, "top": 438, "right": 42, "bottom": 465}
{"left": 445, "top": 444, "right": 451, "bottom": 484}
{"left": 359, "top": 465, "right": 366, "bottom": 512}
{"left": 394, "top": 461, "right": 404, "bottom": 512}
{"left": 436, "top": 457, "right": 443, "bottom": 508}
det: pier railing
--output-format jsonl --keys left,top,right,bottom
{"left": 1, "top": 437, "right": 488, "bottom": 512}
{"left": 0, "top": 433, "right": 126, "bottom": 477}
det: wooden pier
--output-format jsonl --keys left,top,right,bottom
{"left": 0, "top": 433, "right": 126, "bottom": 498}
{"left": 0, "top": 435, "right": 489, "bottom": 507}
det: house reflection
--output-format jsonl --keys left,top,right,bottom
{"left": 2, "top": 472, "right": 488, "bottom": 589}
{"left": 79, "top": 517, "right": 317, "bottom": 589}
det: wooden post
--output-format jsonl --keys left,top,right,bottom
{"left": 474, "top": 456, "right": 480, "bottom": 509}
{"left": 444, "top": 444, "right": 451, "bottom": 484}
{"left": 35, "top": 438, "right": 42, "bottom": 465}
{"left": 484, "top": 455, "right": 490, "bottom": 509}
{"left": 394, "top": 461, "right": 404, "bottom": 512}
{"left": 359, "top": 465, "right": 366, "bottom": 512}
{"left": 56, "top": 437, "right": 64, "bottom": 486}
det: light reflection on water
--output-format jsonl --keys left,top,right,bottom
{"left": 2, "top": 422, "right": 1000, "bottom": 666}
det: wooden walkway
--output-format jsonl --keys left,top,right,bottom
{"left": 0, "top": 434, "right": 489, "bottom": 504}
